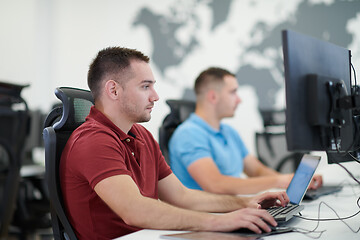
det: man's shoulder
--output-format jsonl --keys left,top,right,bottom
{"left": 175, "top": 117, "right": 205, "bottom": 135}
{"left": 132, "top": 123, "right": 147, "bottom": 130}
{"left": 75, "top": 118, "right": 111, "bottom": 135}
{"left": 220, "top": 123, "right": 237, "bottom": 132}
{"left": 170, "top": 119, "right": 209, "bottom": 147}
{"left": 219, "top": 123, "right": 244, "bottom": 142}
{"left": 69, "top": 119, "right": 123, "bottom": 149}
{"left": 131, "top": 123, "right": 152, "bottom": 136}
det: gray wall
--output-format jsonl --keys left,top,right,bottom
{"left": 1, "top": 0, "right": 359, "bottom": 155}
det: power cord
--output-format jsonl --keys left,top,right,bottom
{"left": 289, "top": 173, "right": 360, "bottom": 239}
{"left": 351, "top": 62, "right": 357, "bottom": 87}
{"left": 335, "top": 161, "right": 360, "bottom": 185}
{"left": 293, "top": 197, "right": 360, "bottom": 235}
{"left": 347, "top": 151, "right": 360, "bottom": 164}
{"left": 288, "top": 225, "right": 326, "bottom": 239}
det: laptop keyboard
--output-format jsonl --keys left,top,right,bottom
{"left": 267, "top": 203, "right": 303, "bottom": 222}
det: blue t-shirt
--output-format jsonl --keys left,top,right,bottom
{"left": 169, "top": 113, "right": 249, "bottom": 190}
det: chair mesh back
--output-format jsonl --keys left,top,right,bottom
{"left": 43, "top": 87, "right": 94, "bottom": 240}
{"left": 256, "top": 132, "right": 303, "bottom": 173}
{"left": 159, "top": 99, "right": 195, "bottom": 165}
{"left": 54, "top": 87, "right": 94, "bottom": 131}
{"left": 73, "top": 98, "right": 92, "bottom": 123}
{"left": 259, "top": 109, "right": 286, "bottom": 127}
{"left": 256, "top": 109, "right": 305, "bottom": 173}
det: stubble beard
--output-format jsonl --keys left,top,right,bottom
{"left": 124, "top": 105, "right": 152, "bottom": 123}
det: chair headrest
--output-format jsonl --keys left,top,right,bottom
{"left": 53, "top": 87, "right": 94, "bottom": 131}
{"left": 166, "top": 99, "right": 195, "bottom": 123}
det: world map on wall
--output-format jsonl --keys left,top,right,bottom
{"left": 133, "top": 0, "right": 360, "bottom": 110}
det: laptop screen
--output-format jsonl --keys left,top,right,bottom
{"left": 286, "top": 154, "right": 321, "bottom": 204}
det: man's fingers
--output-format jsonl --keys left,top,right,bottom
{"left": 240, "top": 208, "right": 277, "bottom": 233}
{"left": 257, "top": 191, "right": 289, "bottom": 208}
{"left": 278, "top": 191, "right": 289, "bottom": 206}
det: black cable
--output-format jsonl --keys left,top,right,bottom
{"left": 336, "top": 162, "right": 360, "bottom": 185}
{"left": 351, "top": 63, "right": 357, "bottom": 87}
{"left": 347, "top": 152, "right": 360, "bottom": 162}
{"left": 290, "top": 177, "right": 360, "bottom": 238}
{"left": 327, "top": 147, "right": 360, "bottom": 184}
{"left": 289, "top": 207, "right": 326, "bottom": 239}
{"left": 331, "top": 116, "right": 360, "bottom": 160}
{"left": 332, "top": 63, "right": 360, "bottom": 157}
{"left": 294, "top": 197, "right": 360, "bottom": 233}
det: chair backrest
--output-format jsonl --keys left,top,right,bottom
{"left": 258, "top": 109, "right": 286, "bottom": 128}
{"left": 43, "top": 87, "right": 94, "bottom": 240}
{"left": 255, "top": 109, "right": 304, "bottom": 173}
{"left": 159, "top": 99, "right": 195, "bottom": 165}
{"left": 255, "top": 132, "right": 303, "bottom": 173}
{"left": 0, "top": 82, "right": 29, "bottom": 239}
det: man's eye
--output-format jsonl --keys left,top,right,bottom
{"left": 143, "top": 85, "right": 149, "bottom": 89}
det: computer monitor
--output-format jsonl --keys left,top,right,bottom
{"left": 282, "top": 30, "right": 357, "bottom": 163}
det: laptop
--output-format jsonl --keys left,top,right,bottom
{"left": 304, "top": 185, "right": 343, "bottom": 200}
{"left": 162, "top": 155, "right": 322, "bottom": 240}
{"left": 267, "top": 154, "right": 321, "bottom": 222}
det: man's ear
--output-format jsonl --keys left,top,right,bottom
{"left": 207, "top": 89, "right": 218, "bottom": 104}
{"left": 104, "top": 80, "right": 120, "bottom": 100}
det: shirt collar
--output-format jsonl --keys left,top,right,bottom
{"left": 87, "top": 106, "right": 139, "bottom": 141}
{"left": 190, "top": 113, "right": 225, "bottom": 134}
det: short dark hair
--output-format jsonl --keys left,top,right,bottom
{"left": 194, "top": 67, "right": 235, "bottom": 96}
{"left": 87, "top": 47, "right": 150, "bottom": 100}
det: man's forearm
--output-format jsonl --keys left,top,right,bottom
{"left": 123, "top": 194, "right": 217, "bottom": 231}
{"left": 158, "top": 173, "right": 250, "bottom": 212}
{"left": 203, "top": 175, "right": 289, "bottom": 195}
{"left": 96, "top": 175, "right": 288, "bottom": 234}
{"left": 173, "top": 187, "right": 250, "bottom": 212}
{"left": 124, "top": 190, "right": 288, "bottom": 233}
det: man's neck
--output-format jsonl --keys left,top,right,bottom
{"left": 95, "top": 103, "right": 133, "bottom": 134}
{"left": 195, "top": 108, "right": 221, "bottom": 130}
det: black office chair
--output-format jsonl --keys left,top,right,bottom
{"left": 0, "top": 82, "right": 29, "bottom": 239}
{"left": 255, "top": 109, "right": 304, "bottom": 173}
{"left": 255, "top": 132, "right": 304, "bottom": 173}
{"left": 9, "top": 109, "right": 53, "bottom": 240}
{"left": 43, "top": 87, "right": 94, "bottom": 240}
{"left": 159, "top": 99, "right": 196, "bottom": 165}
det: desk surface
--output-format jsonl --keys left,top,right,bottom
{"left": 116, "top": 160, "right": 360, "bottom": 240}
{"left": 20, "top": 164, "right": 45, "bottom": 177}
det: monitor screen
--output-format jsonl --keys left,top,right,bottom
{"left": 282, "top": 30, "right": 354, "bottom": 158}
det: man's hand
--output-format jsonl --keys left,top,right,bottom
{"left": 247, "top": 191, "right": 289, "bottom": 209}
{"left": 213, "top": 208, "right": 278, "bottom": 234}
{"left": 308, "top": 174, "right": 323, "bottom": 189}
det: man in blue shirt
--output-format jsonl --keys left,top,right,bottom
{"left": 169, "top": 67, "right": 323, "bottom": 195}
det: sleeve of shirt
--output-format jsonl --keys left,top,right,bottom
{"left": 158, "top": 154, "right": 172, "bottom": 180}
{"left": 170, "top": 124, "right": 212, "bottom": 168}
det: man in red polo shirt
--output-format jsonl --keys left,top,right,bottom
{"left": 60, "top": 47, "right": 289, "bottom": 240}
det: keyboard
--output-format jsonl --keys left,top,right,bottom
{"left": 267, "top": 203, "right": 304, "bottom": 222}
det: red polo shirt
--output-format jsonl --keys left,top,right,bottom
{"left": 60, "top": 106, "right": 172, "bottom": 239}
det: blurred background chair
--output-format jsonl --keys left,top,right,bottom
{"left": 255, "top": 109, "right": 305, "bottom": 173}
{"left": 159, "top": 99, "right": 195, "bottom": 165}
{"left": 0, "top": 82, "right": 30, "bottom": 239}
{"left": 10, "top": 108, "right": 53, "bottom": 240}
{"left": 43, "top": 87, "right": 94, "bottom": 240}
{"left": 0, "top": 82, "right": 53, "bottom": 240}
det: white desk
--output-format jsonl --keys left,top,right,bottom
{"left": 20, "top": 164, "right": 45, "bottom": 177}
{"left": 116, "top": 160, "right": 360, "bottom": 240}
